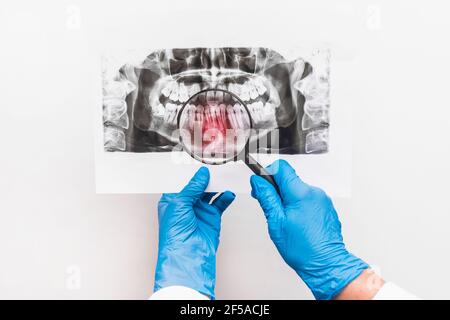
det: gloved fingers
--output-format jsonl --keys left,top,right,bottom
{"left": 211, "top": 191, "right": 236, "bottom": 213}
{"left": 266, "top": 160, "right": 311, "bottom": 205}
{"left": 250, "top": 175, "right": 284, "bottom": 222}
{"left": 178, "top": 167, "right": 210, "bottom": 205}
{"left": 194, "top": 200, "right": 222, "bottom": 230}
{"left": 202, "top": 192, "right": 217, "bottom": 204}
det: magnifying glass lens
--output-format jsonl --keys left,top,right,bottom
{"left": 178, "top": 89, "right": 252, "bottom": 164}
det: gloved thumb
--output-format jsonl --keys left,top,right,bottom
{"left": 178, "top": 167, "right": 210, "bottom": 205}
{"left": 211, "top": 191, "right": 236, "bottom": 213}
{"left": 250, "top": 175, "right": 284, "bottom": 222}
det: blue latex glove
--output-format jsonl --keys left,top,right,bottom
{"left": 154, "top": 167, "right": 235, "bottom": 299}
{"left": 250, "top": 160, "right": 368, "bottom": 300}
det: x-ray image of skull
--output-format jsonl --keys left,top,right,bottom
{"left": 102, "top": 47, "right": 330, "bottom": 154}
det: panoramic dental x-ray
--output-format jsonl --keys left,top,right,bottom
{"left": 102, "top": 47, "right": 330, "bottom": 157}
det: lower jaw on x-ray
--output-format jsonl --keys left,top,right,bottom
{"left": 102, "top": 47, "right": 330, "bottom": 155}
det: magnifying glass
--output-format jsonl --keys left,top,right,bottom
{"left": 177, "top": 88, "right": 279, "bottom": 192}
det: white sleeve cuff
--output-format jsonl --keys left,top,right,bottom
{"left": 149, "top": 286, "right": 210, "bottom": 300}
{"left": 149, "top": 283, "right": 418, "bottom": 300}
{"left": 373, "top": 282, "right": 419, "bottom": 300}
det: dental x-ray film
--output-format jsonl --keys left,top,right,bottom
{"left": 102, "top": 47, "right": 330, "bottom": 155}
{"left": 96, "top": 46, "right": 350, "bottom": 196}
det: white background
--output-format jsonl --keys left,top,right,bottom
{"left": 1, "top": 0, "right": 450, "bottom": 299}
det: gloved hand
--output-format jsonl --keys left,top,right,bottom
{"left": 250, "top": 160, "right": 368, "bottom": 300}
{"left": 154, "top": 167, "right": 235, "bottom": 299}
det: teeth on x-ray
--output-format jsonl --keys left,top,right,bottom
{"left": 305, "top": 128, "right": 329, "bottom": 154}
{"left": 254, "top": 78, "right": 267, "bottom": 95}
{"left": 104, "top": 126, "right": 126, "bottom": 151}
{"left": 178, "top": 83, "right": 189, "bottom": 102}
{"left": 102, "top": 47, "right": 330, "bottom": 153}
{"left": 182, "top": 102, "right": 250, "bottom": 133}
{"left": 188, "top": 83, "right": 201, "bottom": 97}
{"left": 149, "top": 77, "right": 276, "bottom": 133}
{"left": 152, "top": 104, "right": 166, "bottom": 117}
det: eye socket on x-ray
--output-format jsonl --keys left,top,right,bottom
{"left": 178, "top": 89, "right": 252, "bottom": 165}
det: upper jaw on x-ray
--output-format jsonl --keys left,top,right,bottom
{"left": 102, "top": 47, "right": 330, "bottom": 154}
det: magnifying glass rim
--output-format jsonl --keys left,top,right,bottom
{"left": 177, "top": 88, "right": 254, "bottom": 165}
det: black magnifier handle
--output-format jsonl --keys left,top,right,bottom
{"left": 245, "top": 154, "right": 280, "bottom": 194}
